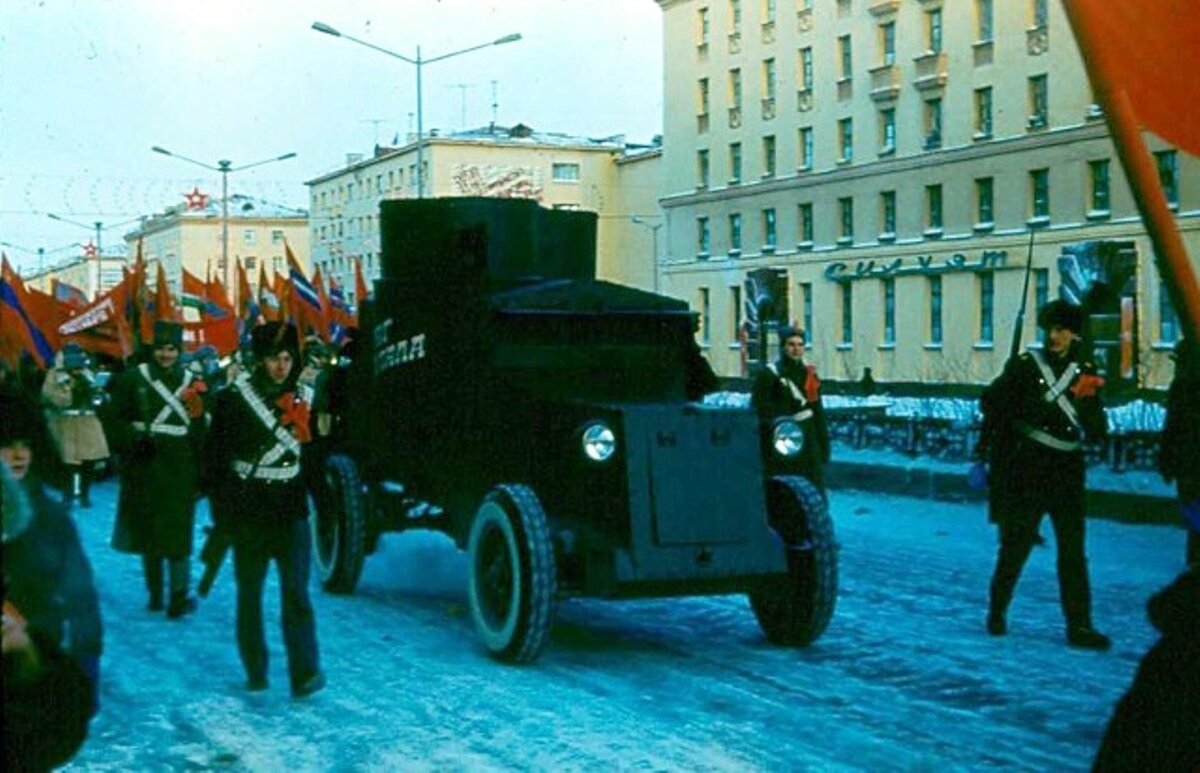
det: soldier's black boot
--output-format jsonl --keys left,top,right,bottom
{"left": 1066, "top": 625, "right": 1111, "bottom": 651}
{"left": 986, "top": 609, "right": 1007, "bottom": 636}
{"left": 166, "top": 592, "right": 198, "bottom": 619}
{"left": 143, "top": 556, "right": 164, "bottom": 611}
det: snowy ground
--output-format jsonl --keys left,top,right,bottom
{"left": 62, "top": 478, "right": 1189, "bottom": 772}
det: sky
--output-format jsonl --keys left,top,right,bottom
{"left": 0, "top": 0, "right": 664, "bottom": 272}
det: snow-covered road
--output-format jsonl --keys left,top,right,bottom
{"left": 63, "top": 480, "right": 1188, "bottom": 771}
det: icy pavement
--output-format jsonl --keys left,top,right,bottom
{"left": 61, "top": 479, "right": 1189, "bottom": 771}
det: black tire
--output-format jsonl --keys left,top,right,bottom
{"left": 312, "top": 454, "right": 368, "bottom": 594}
{"left": 748, "top": 475, "right": 838, "bottom": 646}
{"left": 467, "top": 484, "right": 556, "bottom": 663}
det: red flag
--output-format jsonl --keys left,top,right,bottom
{"left": 153, "top": 262, "right": 179, "bottom": 325}
{"left": 1, "top": 256, "right": 57, "bottom": 368}
{"left": 56, "top": 267, "right": 136, "bottom": 360}
{"left": 1063, "top": 0, "right": 1200, "bottom": 342}
{"left": 258, "top": 263, "right": 281, "bottom": 322}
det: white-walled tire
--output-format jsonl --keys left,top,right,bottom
{"left": 312, "top": 454, "right": 367, "bottom": 594}
{"left": 467, "top": 484, "right": 556, "bottom": 663}
{"left": 749, "top": 475, "right": 838, "bottom": 646}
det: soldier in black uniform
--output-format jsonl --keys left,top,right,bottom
{"left": 107, "top": 320, "right": 207, "bottom": 618}
{"left": 979, "top": 300, "right": 1111, "bottom": 650}
{"left": 206, "top": 321, "right": 325, "bottom": 698}
{"left": 1157, "top": 336, "right": 1199, "bottom": 566}
{"left": 750, "top": 326, "right": 831, "bottom": 490}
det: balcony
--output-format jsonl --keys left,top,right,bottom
{"left": 797, "top": 88, "right": 813, "bottom": 112}
{"left": 868, "top": 0, "right": 899, "bottom": 15}
{"left": 728, "top": 106, "right": 743, "bottom": 129}
{"left": 797, "top": 7, "right": 813, "bottom": 33}
{"left": 761, "top": 20, "right": 776, "bottom": 44}
{"left": 1027, "top": 113, "right": 1048, "bottom": 131}
{"left": 869, "top": 63, "right": 900, "bottom": 101}
{"left": 697, "top": 112, "right": 710, "bottom": 134}
{"left": 728, "top": 31, "right": 742, "bottom": 54}
{"left": 1026, "top": 25, "right": 1048, "bottom": 55}
{"left": 912, "top": 50, "right": 947, "bottom": 91}
{"left": 761, "top": 97, "right": 776, "bottom": 121}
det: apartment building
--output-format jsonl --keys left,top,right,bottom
{"left": 657, "top": 0, "right": 1197, "bottom": 388}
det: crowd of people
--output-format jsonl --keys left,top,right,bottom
{"left": 1, "top": 304, "right": 1196, "bottom": 768}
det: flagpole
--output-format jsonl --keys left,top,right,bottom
{"left": 1062, "top": 0, "right": 1200, "bottom": 344}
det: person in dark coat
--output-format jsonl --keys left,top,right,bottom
{"left": 205, "top": 321, "right": 325, "bottom": 698}
{"left": 750, "top": 326, "right": 831, "bottom": 490}
{"left": 1157, "top": 336, "right": 1200, "bottom": 566}
{"left": 41, "top": 343, "right": 111, "bottom": 508}
{"left": 978, "top": 300, "right": 1111, "bottom": 650}
{"left": 1092, "top": 566, "right": 1200, "bottom": 771}
{"left": 106, "top": 320, "right": 208, "bottom": 618}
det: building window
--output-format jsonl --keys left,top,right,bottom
{"left": 731, "top": 285, "right": 743, "bottom": 342}
{"left": 838, "top": 35, "right": 852, "bottom": 80}
{"left": 881, "top": 190, "right": 896, "bottom": 236}
{"left": 841, "top": 283, "right": 853, "bottom": 345}
{"left": 271, "top": 229, "right": 285, "bottom": 244}
{"left": 924, "top": 98, "right": 943, "bottom": 149}
{"left": 763, "top": 58, "right": 776, "bottom": 101}
{"left": 272, "top": 256, "right": 283, "bottom": 273}
{"left": 1035, "top": 268, "right": 1050, "bottom": 341}
{"left": 799, "top": 47, "right": 814, "bottom": 91}
{"left": 926, "top": 8, "right": 943, "bottom": 53}
{"left": 243, "top": 229, "right": 256, "bottom": 245}
{"left": 1028, "top": 74, "right": 1048, "bottom": 129}
{"left": 979, "top": 272, "right": 995, "bottom": 343}
{"left": 763, "top": 135, "right": 777, "bottom": 177}
{"left": 730, "top": 0, "right": 742, "bottom": 33}
{"left": 1160, "top": 281, "right": 1180, "bottom": 343}
{"left": 698, "top": 216, "right": 711, "bottom": 255}
{"left": 974, "top": 87, "right": 993, "bottom": 138}
{"left": 763, "top": 208, "right": 777, "bottom": 249}
{"left": 838, "top": 117, "right": 853, "bottom": 162}
{"left": 245, "top": 256, "right": 257, "bottom": 271}
{"left": 730, "top": 142, "right": 743, "bottom": 183}
{"left": 698, "top": 6, "right": 711, "bottom": 46}
{"left": 798, "top": 126, "right": 814, "bottom": 170}
{"left": 880, "top": 21, "right": 896, "bottom": 67}
{"left": 800, "top": 282, "right": 813, "bottom": 339}
{"left": 698, "top": 77, "right": 710, "bottom": 114}
{"left": 838, "top": 196, "right": 854, "bottom": 242}
{"left": 926, "top": 184, "right": 944, "bottom": 232}
{"left": 729, "top": 68, "right": 743, "bottom": 109}
{"left": 697, "top": 149, "right": 710, "bottom": 188}
{"left": 699, "top": 287, "right": 711, "bottom": 344}
{"left": 977, "top": 0, "right": 994, "bottom": 42}
{"left": 929, "top": 275, "right": 943, "bottom": 345}
{"left": 1032, "top": 0, "right": 1048, "bottom": 28}
{"left": 976, "top": 177, "right": 995, "bottom": 225}
{"left": 552, "top": 163, "right": 580, "bottom": 182}
{"left": 1090, "top": 159, "right": 1111, "bottom": 213}
{"left": 879, "top": 107, "right": 896, "bottom": 154}
{"left": 1031, "top": 168, "right": 1050, "bottom": 220}
{"left": 730, "top": 212, "right": 743, "bottom": 252}
{"left": 882, "top": 278, "right": 896, "bottom": 345}
{"left": 1156, "top": 150, "right": 1179, "bottom": 206}
{"left": 799, "top": 202, "right": 814, "bottom": 244}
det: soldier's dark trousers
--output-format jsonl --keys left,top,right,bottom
{"left": 989, "top": 504, "right": 1093, "bottom": 628}
{"left": 142, "top": 555, "right": 191, "bottom": 608}
{"left": 232, "top": 517, "right": 320, "bottom": 690}
{"left": 1180, "top": 477, "right": 1200, "bottom": 567}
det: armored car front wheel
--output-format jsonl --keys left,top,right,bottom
{"left": 312, "top": 454, "right": 368, "bottom": 594}
{"left": 748, "top": 475, "right": 838, "bottom": 646}
{"left": 467, "top": 484, "right": 556, "bottom": 664}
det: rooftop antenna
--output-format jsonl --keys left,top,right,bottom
{"left": 490, "top": 80, "right": 499, "bottom": 131}
{"left": 361, "top": 118, "right": 386, "bottom": 147}
{"left": 449, "top": 83, "right": 472, "bottom": 129}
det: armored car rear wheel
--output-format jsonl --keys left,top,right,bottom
{"left": 467, "top": 484, "right": 556, "bottom": 663}
{"left": 313, "top": 454, "right": 367, "bottom": 594}
{"left": 749, "top": 475, "right": 838, "bottom": 646}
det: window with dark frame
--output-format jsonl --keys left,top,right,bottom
{"left": 698, "top": 216, "right": 711, "bottom": 255}
{"left": 730, "top": 142, "right": 743, "bottom": 183}
{"left": 1090, "top": 159, "right": 1110, "bottom": 212}
{"left": 841, "top": 282, "right": 853, "bottom": 344}
{"left": 698, "top": 149, "right": 710, "bottom": 188}
{"left": 880, "top": 107, "right": 896, "bottom": 153}
{"left": 799, "top": 202, "right": 814, "bottom": 244}
{"left": 800, "top": 46, "right": 814, "bottom": 91}
{"left": 839, "top": 35, "right": 852, "bottom": 80}
{"left": 801, "top": 281, "right": 813, "bottom": 338}
{"left": 763, "top": 135, "right": 776, "bottom": 177}
{"left": 763, "top": 207, "right": 777, "bottom": 249}
{"left": 1160, "top": 280, "right": 1180, "bottom": 342}
{"left": 799, "top": 126, "right": 814, "bottom": 169}
{"left": 976, "top": 176, "right": 994, "bottom": 224}
{"left": 883, "top": 278, "right": 896, "bottom": 345}
{"left": 927, "top": 184, "right": 943, "bottom": 231}
{"left": 839, "top": 196, "right": 854, "bottom": 241}
{"left": 977, "top": 0, "right": 994, "bottom": 42}
{"left": 730, "top": 212, "right": 743, "bottom": 251}
{"left": 929, "top": 275, "right": 943, "bottom": 345}
{"left": 1031, "top": 168, "right": 1050, "bottom": 219}
{"left": 1155, "top": 149, "right": 1179, "bottom": 206}
{"left": 881, "top": 190, "right": 896, "bottom": 235}
{"left": 979, "top": 272, "right": 995, "bottom": 343}
{"left": 839, "top": 117, "right": 853, "bottom": 162}
{"left": 926, "top": 8, "right": 943, "bottom": 53}
{"left": 975, "top": 87, "right": 993, "bottom": 137}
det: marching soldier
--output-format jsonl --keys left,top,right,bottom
{"left": 979, "top": 300, "right": 1111, "bottom": 650}
{"left": 1157, "top": 336, "right": 1200, "bottom": 566}
{"left": 41, "top": 343, "right": 110, "bottom": 507}
{"left": 108, "top": 321, "right": 207, "bottom": 618}
{"left": 750, "top": 326, "right": 831, "bottom": 490}
{"left": 206, "top": 321, "right": 325, "bottom": 698}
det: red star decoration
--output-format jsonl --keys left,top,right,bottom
{"left": 183, "top": 186, "right": 210, "bottom": 210}
{"left": 82, "top": 241, "right": 98, "bottom": 258}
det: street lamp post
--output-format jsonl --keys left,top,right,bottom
{"left": 0, "top": 240, "right": 47, "bottom": 273}
{"left": 312, "top": 21, "right": 521, "bottom": 199}
{"left": 47, "top": 213, "right": 103, "bottom": 256}
{"left": 150, "top": 146, "right": 297, "bottom": 291}
{"left": 631, "top": 216, "right": 663, "bottom": 294}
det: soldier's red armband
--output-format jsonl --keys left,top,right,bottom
{"left": 1070, "top": 373, "right": 1104, "bottom": 399}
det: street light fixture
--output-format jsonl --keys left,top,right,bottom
{"left": 312, "top": 21, "right": 521, "bottom": 199}
{"left": 631, "top": 216, "right": 663, "bottom": 293}
{"left": 0, "top": 240, "right": 48, "bottom": 273}
{"left": 47, "top": 213, "right": 104, "bottom": 256}
{"left": 150, "top": 146, "right": 297, "bottom": 290}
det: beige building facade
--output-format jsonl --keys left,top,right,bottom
{"left": 124, "top": 195, "right": 309, "bottom": 302}
{"left": 24, "top": 252, "right": 126, "bottom": 301}
{"left": 657, "top": 0, "right": 1197, "bottom": 389}
{"left": 306, "top": 125, "right": 664, "bottom": 304}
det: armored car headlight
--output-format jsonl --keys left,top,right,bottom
{"left": 581, "top": 422, "right": 617, "bottom": 462}
{"left": 771, "top": 419, "right": 805, "bottom": 457}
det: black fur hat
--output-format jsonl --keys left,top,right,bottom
{"left": 152, "top": 320, "right": 184, "bottom": 348}
{"left": 250, "top": 321, "right": 299, "bottom": 360}
{"left": 1037, "top": 300, "right": 1084, "bottom": 334}
{"left": 777, "top": 325, "right": 806, "bottom": 344}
